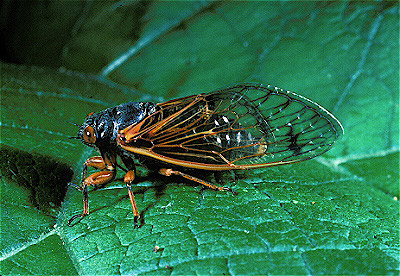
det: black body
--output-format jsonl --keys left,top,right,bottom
{"left": 79, "top": 102, "right": 157, "bottom": 157}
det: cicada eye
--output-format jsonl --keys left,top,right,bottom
{"left": 83, "top": 126, "right": 96, "bottom": 144}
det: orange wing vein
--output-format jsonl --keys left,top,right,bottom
{"left": 117, "top": 83, "right": 343, "bottom": 170}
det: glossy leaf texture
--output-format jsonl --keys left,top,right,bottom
{"left": 1, "top": 2, "right": 398, "bottom": 275}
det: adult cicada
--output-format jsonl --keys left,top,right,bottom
{"left": 68, "top": 83, "right": 343, "bottom": 227}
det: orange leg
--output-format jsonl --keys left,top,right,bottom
{"left": 159, "top": 168, "right": 236, "bottom": 195}
{"left": 84, "top": 156, "right": 107, "bottom": 169}
{"left": 82, "top": 156, "right": 112, "bottom": 179}
{"left": 68, "top": 156, "right": 116, "bottom": 226}
{"left": 124, "top": 170, "right": 140, "bottom": 228}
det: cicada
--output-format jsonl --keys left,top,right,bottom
{"left": 68, "top": 83, "right": 343, "bottom": 227}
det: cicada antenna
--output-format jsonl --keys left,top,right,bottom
{"left": 67, "top": 136, "right": 81, "bottom": 140}
{"left": 66, "top": 121, "right": 80, "bottom": 127}
{"left": 58, "top": 121, "right": 81, "bottom": 143}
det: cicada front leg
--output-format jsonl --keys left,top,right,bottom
{"left": 68, "top": 156, "right": 116, "bottom": 226}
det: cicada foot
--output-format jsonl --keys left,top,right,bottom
{"left": 68, "top": 182, "right": 81, "bottom": 190}
{"left": 219, "top": 186, "right": 238, "bottom": 196}
{"left": 159, "top": 168, "right": 237, "bottom": 195}
{"left": 68, "top": 184, "right": 89, "bottom": 227}
{"left": 67, "top": 213, "right": 87, "bottom": 226}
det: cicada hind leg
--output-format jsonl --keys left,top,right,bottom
{"left": 68, "top": 156, "right": 116, "bottom": 226}
{"left": 159, "top": 168, "right": 237, "bottom": 195}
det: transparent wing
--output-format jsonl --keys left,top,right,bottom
{"left": 118, "top": 83, "right": 343, "bottom": 170}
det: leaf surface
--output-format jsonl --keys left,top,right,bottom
{"left": 1, "top": 2, "right": 398, "bottom": 275}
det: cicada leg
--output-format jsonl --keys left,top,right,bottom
{"left": 159, "top": 168, "right": 237, "bottom": 195}
{"left": 124, "top": 170, "right": 140, "bottom": 228}
{"left": 68, "top": 156, "right": 116, "bottom": 226}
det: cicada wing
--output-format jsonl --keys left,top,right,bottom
{"left": 119, "top": 83, "right": 343, "bottom": 170}
{"left": 207, "top": 83, "right": 343, "bottom": 167}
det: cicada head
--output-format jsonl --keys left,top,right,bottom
{"left": 78, "top": 102, "right": 158, "bottom": 153}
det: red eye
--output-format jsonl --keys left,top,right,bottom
{"left": 83, "top": 126, "right": 96, "bottom": 144}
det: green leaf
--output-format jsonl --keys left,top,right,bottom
{"left": 1, "top": 2, "right": 398, "bottom": 275}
